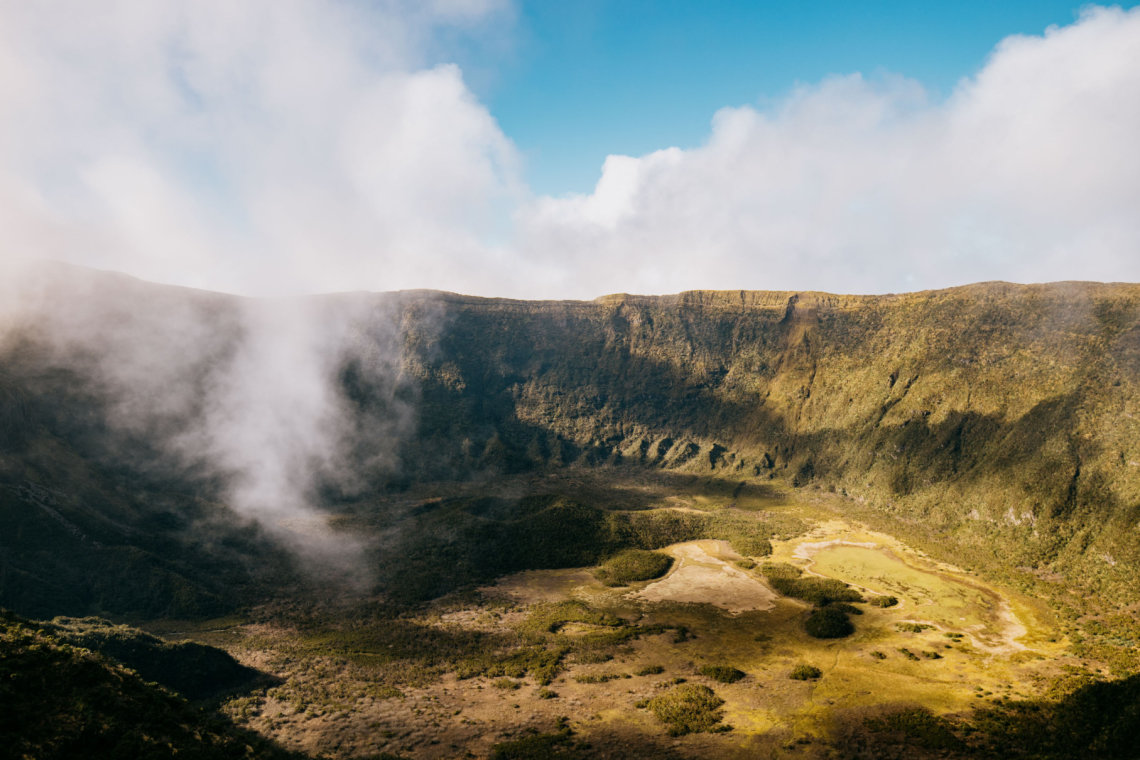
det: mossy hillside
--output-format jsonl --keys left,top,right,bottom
{"left": 0, "top": 609, "right": 295, "bottom": 760}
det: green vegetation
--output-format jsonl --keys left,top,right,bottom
{"left": 594, "top": 549, "right": 673, "bottom": 586}
{"left": 705, "top": 511, "right": 775, "bottom": 557}
{"left": 489, "top": 718, "right": 575, "bottom": 760}
{"left": 870, "top": 595, "right": 899, "bottom": 607}
{"left": 44, "top": 616, "right": 262, "bottom": 701}
{"left": 9, "top": 271, "right": 1140, "bottom": 760}
{"left": 790, "top": 664, "right": 822, "bottom": 680}
{"left": 864, "top": 707, "right": 963, "bottom": 752}
{"left": 829, "top": 602, "right": 863, "bottom": 615}
{"left": 760, "top": 563, "right": 863, "bottom": 605}
{"left": 647, "top": 684, "right": 727, "bottom": 736}
{"left": 0, "top": 610, "right": 294, "bottom": 760}
{"left": 698, "top": 665, "right": 745, "bottom": 683}
{"left": 804, "top": 607, "right": 855, "bottom": 639}
{"left": 573, "top": 672, "right": 623, "bottom": 684}
{"left": 968, "top": 673, "right": 1140, "bottom": 759}
{"left": 897, "top": 622, "right": 933, "bottom": 633}
{"left": 636, "top": 664, "right": 665, "bottom": 676}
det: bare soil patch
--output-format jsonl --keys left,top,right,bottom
{"left": 630, "top": 540, "right": 777, "bottom": 614}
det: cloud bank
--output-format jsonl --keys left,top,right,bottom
{"left": 1, "top": 3, "right": 1138, "bottom": 299}
{"left": 520, "top": 5, "right": 1140, "bottom": 296}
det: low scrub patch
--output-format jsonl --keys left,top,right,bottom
{"left": 865, "top": 707, "right": 963, "bottom": 751}
{"left": 870, "top": 595, "right": 899, "bottom": 607}
{"left": 699, "top": 665, "right": 745, "bottom": 684}
{"left": 761, "top": 563, "right": 863, "bottom": 604}
{"left": 790, "top": 664, "right": 822, "bottom": 680}
{"left": 490, "top": 718, "right": 574, "bottom": 760}
{"left": 594, "top": 549, "right": 673, "bottom": 586}
{"left": 647, "top": 683, "right": 727, "bottom": 736}
{"left": 573, "top": 672, "right": 624, "bottom": 684}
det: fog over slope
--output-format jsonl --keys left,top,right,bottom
{"left": 2, "top": 263, "right": 1139, "bottom": 617}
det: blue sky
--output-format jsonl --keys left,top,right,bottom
{"left": 464, "top": 1, "right": 1132, "bottom": 196}
{"left": 2, "top": 1, "right": 1139, "bottom": 297}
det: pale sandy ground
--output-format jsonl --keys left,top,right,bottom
{"left": 630, "top": 540, "right": 777, "bottom": 613}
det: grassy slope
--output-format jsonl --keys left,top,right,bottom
{"left": 0, "top": 609, "right": 296, "bottom": 760}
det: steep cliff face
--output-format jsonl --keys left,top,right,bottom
{"left": 3, "top": 267, "right": 1140, "bottom": 614}
{"left": 400, "top": 283, "right": 1140, "bottom": 598}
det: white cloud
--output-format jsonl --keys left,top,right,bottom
{"left": 0, "top": 0, "right": 520, "bottom": 296}
{"left": 0, "top": 2, "right": 1138, "bottom": 300}
{"left": 517, "top": 5, "right": 1140, "bottom": 297}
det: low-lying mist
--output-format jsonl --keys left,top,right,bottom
{"left": 0, "top": 260, "right": 418, "bottom": 582}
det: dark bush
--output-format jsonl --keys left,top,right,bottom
{"left": 699, "top": 665, "right": 746, "bottom": 683}
{"left": 761, "top": 563, "right": 862, "bottom": 605}
{"left": 790, "top": 664, "right": 822, "bottom": 680}
{"left": 805, "top": 607, "right": 854, "bottom": 639}
{"left": 594, "top": 549, "right": 673, "bottom": 586}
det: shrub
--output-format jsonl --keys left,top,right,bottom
{"left": 493, "top": 678, "right": 521, "bottom": 690}
{"left": 897, "top": 622, "right": 932, "bottom": 633}
{"left": 594, "top": 549, "right": 673, "bottom": 586}
{"left": 871, "top": 595, "right": 899, "bottom": 607}
{"left": 635, "top": 664, "right": 665, "bottom": 676}
{"left": 760, "top": 563, "right": 862, "bottom": 605}
{"left": 699, "top": 665, "right": 745, "bottom": 684}
{"left": 804, "top": 607, "right": 854, "bottom": 639}
{"left": 573, "top": 672, "right": 622, "bottom": 684}
{"left": 728, "top": 535, "right": 773, "bottom": 557}
{"left": 647, "top": 684, "right": 726, "bottom": 735}
{"left": 790, "top": 664, "right": 822, "bottom": 680}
